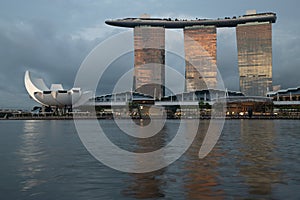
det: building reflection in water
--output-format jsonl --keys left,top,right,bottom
{"left": 122, "top": 120, "right": 225, "bottom": 199}
{"left": 182, "top": 120, "right": 224, "bottom": 200}
{"left": 122, "top": 119, "right": 167, "bottom": 198}
{"left": 122, "top": 170, "right": 166, "bottom": 199}
{"left": 239, "top": 120, "right": 282, "bottom": 197}
{"left": 17, "top": 120, "right": 47, "bottom": 192}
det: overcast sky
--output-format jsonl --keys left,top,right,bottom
{"left": 0, "top": 0, "right": 299, "bottom": 109}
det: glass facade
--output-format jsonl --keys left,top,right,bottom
{"left": 134, "top": 26, "right": 165, "bottom": 98}
{"left": 184, "top": 26, "right": 217, "bottom": 92}
{"left": 236, "top": 22, "right": 273, "bottom": 96}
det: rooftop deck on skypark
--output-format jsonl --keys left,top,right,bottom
{"left": 105, "top": 12, "right": 276, "bottom": 28}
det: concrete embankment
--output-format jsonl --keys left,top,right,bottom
{"left": 2, "top": 115, "right": 300, "bottom": 120}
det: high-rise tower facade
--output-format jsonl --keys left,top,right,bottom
{"left": 133, "top": 26, "right": 165, "bottom": 98}
{"left": 236, "top": 22, "right": 273, "bottom": 96}
{"left": 106, "top": 12, "right": 276, "bottom": 97}
{"left": 184, "top": 26, "right": 217, "bottom": 92}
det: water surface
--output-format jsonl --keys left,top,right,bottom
{"left": 0, "top": 120, "right": 299, "bottom": 199}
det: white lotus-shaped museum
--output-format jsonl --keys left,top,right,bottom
{"left": 24, "top": 70, "right": 91, "bottom": 107}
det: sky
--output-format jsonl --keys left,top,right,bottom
{"left": 0, "top": 0, "right": 299, "bottom": 109}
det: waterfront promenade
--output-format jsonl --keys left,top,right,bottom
{"left": 2, "top": 114, "right": 300, "bottom": 120}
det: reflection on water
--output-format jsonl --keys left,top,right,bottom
{"left": 182, "top": 121, "right": 225, "bottom": 200}
{"left": 123, "top": 170, "right": 166, "bottom": 199}
{"left": 18, "top": 120, "right": 48, "bottom": 192}
{"left": 239, "top": 120, "right": 282, "bottom": 197}
{"left": 121, "top": 120, "right": 287, "bottom": 199}
{"left": 122, "top": 120, "right": 167, "bottom": 199}
{"left": 122, "top": 120, "right": 225, "bottom": 199}
{"left": 0, "top": 120, "right": 299, "bottom": 199}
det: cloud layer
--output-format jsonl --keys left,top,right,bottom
{"left": 0, "top": 0, "right": 299, "bottom": 109}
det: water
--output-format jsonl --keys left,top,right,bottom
{"left": 0, "top": 119, "right": 299, "bottom": 199}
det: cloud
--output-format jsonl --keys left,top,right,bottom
{"left": 273, "top": 28, "right": 300, "bottom": 88}
{"left": 217, "top": 28, "right": 239, "bottom": 91}
{"left": 1, "top": 0, "right": 300, "bottom": 109}
{"left": 0, "top": 18, "right": 103, "bottom": 108}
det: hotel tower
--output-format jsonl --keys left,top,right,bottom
{"left": 106, "top": 11, "right": 276, "bottom": 97}
{"left": 184, "top": 26, "right": 217, "bottom": 92}
{"left": 236, "top": 21, "right": 273, "bottom": 96}
{"left": 133, "top": 26, "right": 165, "bottom": 98}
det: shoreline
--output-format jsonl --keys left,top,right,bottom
{"left": 1, "top": 115, "right": 300, "bottom": 120}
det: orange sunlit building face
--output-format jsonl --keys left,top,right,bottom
{"left": 184, "top": 26, "right": 217, "bottom": 92}
{"left": 134, "top": 26, "right": 165, "bottom": 98}
{"left": 236, "top": 22, "right": 273, "bottom": 96}
{"left": 107, "top": 12, "right": 276, "bottom": 97}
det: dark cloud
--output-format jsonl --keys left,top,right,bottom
{"left": 0, "top": 18, "right": 101, "bottom": 108}
{"left": 0, "top": 0, "right": 299, "bottom": 109}
{"left": 217, "top": 28, "right": 239, "bottom": 91}
{"left": 273, "top": 27, "right": 300, "bottom": 88}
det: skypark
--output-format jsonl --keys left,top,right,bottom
{"left": 105, "top": 11, "right": 277, "bottom": 97}
{"left": 105, "top": 12, "right": 276, "bottom": 28}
